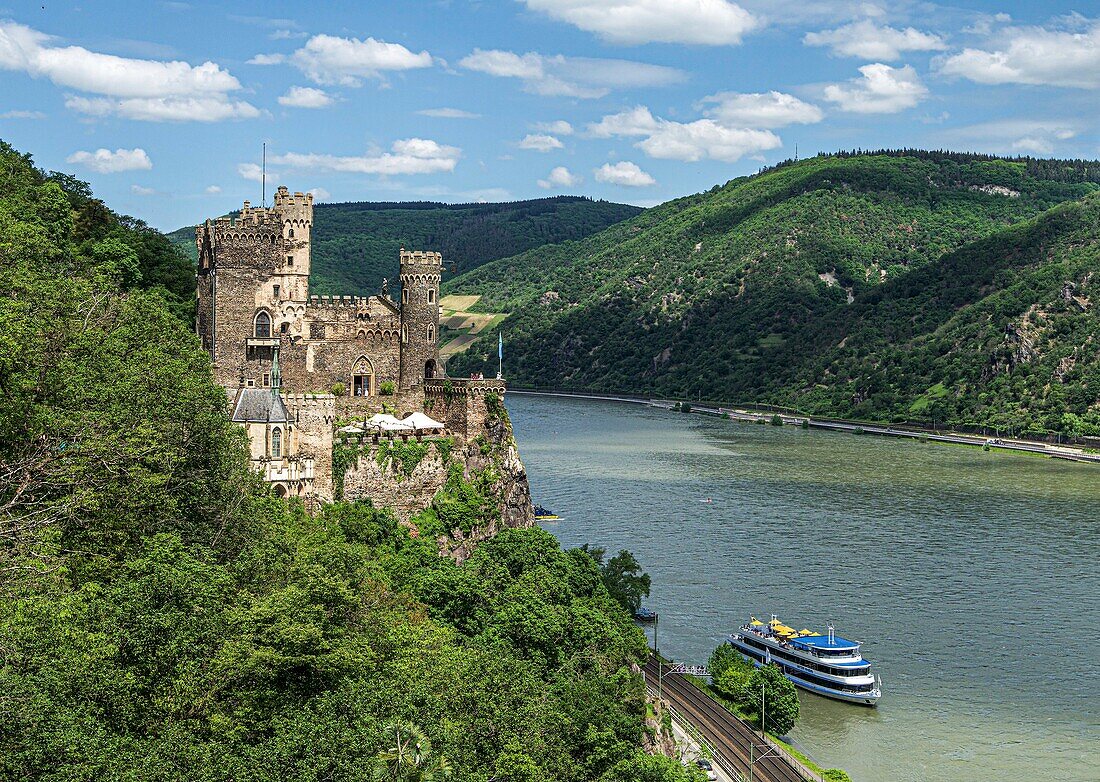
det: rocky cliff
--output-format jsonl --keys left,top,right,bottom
{"left": 339, "top": 403, "right": 534, "bottom": 561}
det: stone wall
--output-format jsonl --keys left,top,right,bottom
{"left": 284, "top": 393, "right": 336, "bottom": 504}
{"left": 341, "top": 406, "right": 534, "bottom": 562}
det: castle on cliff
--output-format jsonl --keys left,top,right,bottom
{"left": 195, "top": 186, "right": 505, "bottom": 505}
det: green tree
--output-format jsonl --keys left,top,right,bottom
{"left": 600, "top": 550, "right": 652, "bottom": 614}
{"left": 373, "top": 722, "right": 452, "bottom": 781}
{"left": 743, "top": 664, "right": 800, "bottom": 736}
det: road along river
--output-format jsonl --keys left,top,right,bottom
{"left": 507, "top": 393, "right": 1099, "bottom": 782}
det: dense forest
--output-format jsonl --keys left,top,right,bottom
{"left": 447, "top": 152, "right": 1100, "bottom": 438}
{"left": 0, "top": 141, "right": 698, "bottom": 781}
{"left": 169, "top": 196, "right": 642, "bottom": 296}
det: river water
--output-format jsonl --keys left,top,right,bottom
{"left": 506, "top": 394, "right": 1099, "bottom": 782}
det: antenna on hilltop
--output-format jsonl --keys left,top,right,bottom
{"left": 262, "top": 142, "right": 266, "bottom": 207}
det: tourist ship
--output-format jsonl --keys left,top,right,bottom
{"left": 729, "top": 616, "right": 881, "bottom": 706}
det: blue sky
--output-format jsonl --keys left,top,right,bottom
{"left": 1, "top": 0, "right": 1098, "bottom": 230}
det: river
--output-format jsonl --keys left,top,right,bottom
{"left": 506, "top": 393, "right": 1099, "bottom": 782}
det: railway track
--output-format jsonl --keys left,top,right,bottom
{"left": 643, "top": 655, "right": 810, "bottom": 782}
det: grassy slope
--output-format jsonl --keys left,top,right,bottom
{"left": 445, "top": 153, "right": 1100, "bottom": 434}
{"left": 168, "top": 196, "right": 642, "bottom": 296}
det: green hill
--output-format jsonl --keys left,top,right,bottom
{"left": 168, "top": 196, "right": 642, "bottom": 295}
{"left": 446, "top": 151, "right": 1100, "bottom": 437}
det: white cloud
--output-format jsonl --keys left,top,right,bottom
{"left": 823, "top": 63, "right": 928, "bottom": 113}
{"left": 803, "top": 20, "right": 946, "bottom": 60}
{"left": 638, "top": 120, "right": 780, "bottom": 162}
{"left": 247, "top": 53, "right": 285, "bottom": 65}
{"left": 0, "top": 21, "right": 258, "bottom": 122}
{"left": 278, "top": 86, "right": 334, "bottom": 108}
{"left": 66, "top": 147, "right": 152, "bottom": 173}
{"left": 587, "top": 105, "right": 781, "bottom": 162}
{"left": 238, "top": 162, "right": 265, "bottom": 182}
{"left": 459, "top": 48, "right": 684, "bottom": 99}
{"left": 131, "top": 184, "right": 155, "bottom": 195}
{"left": 534, "top": 119, "right": 574, "bottom": 135}
{"left": 586, "top": 105, "right": 662, "bottom": 137}
{"left": 289, "top": 34, "right": 433, "bottom": 86}
{"left": 0, "top": 109, "right": 45, "bottom": 119}
{"left": 700, "top": 91, "right": 823, "bottom": 128}
{"left": 417, "top": 107, "right": 481, "bottom": 118}
{"left": 518, "top": 133, "right": 564, "bottom": 151}
{"left": 269, "top": 138, "right": 461, "bottom": 176}
{"left": 65, "top": 95, "right": 260, "bottom": 122}
{"left": 205, "top": 185, "right": 222, "bottom": 194}
{"left": 940, "top": 119, "right": 1077, "bottom": 157}
{"left": 938, "top": 22, "right": 1100, "bottom": 89}
{"left": 520, "top": 0, "right": 759, "bottom": 45}
{"left": 307, "top": 187, "right": 331, "bottom": 201}
{"left": 1011, "top": 137, "right": 1053, "bottom": 155}
{"left": 538, "top": 165, "right": 582, "bottom": 189}
{"left": 594, "top": 161, "right": 656, "bottom": 187}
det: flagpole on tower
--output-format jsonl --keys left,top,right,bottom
{"left": 497, "top": 332, "right": 503, "bottom": 379}
{"left": 262, "top": 142, "right": 266, "bottom": 207}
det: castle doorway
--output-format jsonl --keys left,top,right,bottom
{"left": 352, "top": 356, "right": 375, "bottom": 397}
{"left": 424, "top": 359, "right": 437, "bottom": 380}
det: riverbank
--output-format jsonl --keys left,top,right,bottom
{"left": 508, "top": 389, "right": 1100, "bottom": 466}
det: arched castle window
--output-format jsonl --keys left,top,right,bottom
{"left": 352, "top": 356, "right": 374, "bottom": 397}
{"left": 426, "top": 324, "right": 435, "bottom": 343}
{"left": 270, "top": 235, "right": 276, "bottom": 246}
{"left": 402, "top": 288, "right": 409, "bottom": 305}
{"left": 254, "top": 310, "right": 272, "bottom": 338}
{"left": 271, "top": 427, "right": 282, "bottom": 458}
{"left": 288, "top": 228, "right": 295, "bottom": 238}
{"left": 401, "top": 324, "right": 408, "bottom": 343}
{"left": 427, "top": 288, "right": 435, "bottom": 303}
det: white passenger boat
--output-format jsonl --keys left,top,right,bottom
{"left": 729, "top": 615, "right": 881, "bottom": 706}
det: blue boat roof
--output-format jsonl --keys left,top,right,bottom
{"left": 791, "top": 635, "right": 859, "bottom": 650}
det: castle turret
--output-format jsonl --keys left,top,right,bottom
{"left": 273, "top": 186, "right": 313, "bottom": 303}
{"left": 398, "top": 248, "right": 442, "bottom": 390}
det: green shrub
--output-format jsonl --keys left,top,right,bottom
{"left": 680, "top": 402, "right": 692, "bottom": 413}
{"left": 770, "top": 414, "right": 783, "bottom": 426}
{"left": 379, "top": 380, "right": 395, "bottom": 395}
{"left": 824, "top": 770, "right": 853, "bottom": 782}
{"left": 331, "top": 381, "right": 346, "bottom": 396}
{"left": 800, "top": 419, "right": 809, "bottom": 429}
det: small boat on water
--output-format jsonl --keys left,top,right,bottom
{"left": 534, "top": 504, "right": 561, "bottom": 520}
{"left": 634, "top": 606, "right": 657, "bottom": 622}
{"left": 729, "top": 615, "right": 881, "bottom": 706}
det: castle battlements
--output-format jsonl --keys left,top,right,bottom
{"left": 399, "top": 249, "right": 443, "bottom": 265}
{"left": 309, "top": 295, "right": 388, "bottom": 308}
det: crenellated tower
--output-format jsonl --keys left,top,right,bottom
{"left": 273, "top": 186, "right": 313, "bottom": 303}
{"left": 398, "top": 248, "right": 442, "bottom": 390}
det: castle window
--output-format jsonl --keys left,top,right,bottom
{"left": 401, "top": 324, "right": 408, "bottom": 344}
{"left": 286, "top": 255, "right": 294, "bottom": 267}
{"left": 288, "top": 228, "right": 295, "bottom": 238}
{"left": 427, "top": 324, "right": 435, "bottom": 343}
{"left": 270, "top": 236, "right": 276, "bottom": 246}
{"left": 427, "top": 288, "right": 435, "bottom": 304}
{"left": 263, "top": 373, "right": 270, "bottom": 387}
{"left": 402, "top": 288, "right": 409, "bottom": 305}
{"left": 271, "top": 428, "right": 282, "bottom": 459}
{"left": 254, "top": 311, "right": 272, "bottom": 338}
{"left": 280, "top": 322, "right": 288, "bottom": 334}
{"left": 273, "top": 284, "right": 280, "bottom": 299}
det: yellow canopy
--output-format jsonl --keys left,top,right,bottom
{"left": 799, "top": 629, "right": 814, "bottom": 635}
{"left": 776, "top": 625, "right": 796, "bottom": 635}
{"left": 750, "top": 619, "right": 764, "bottom": 627}
{"left": 769, "top": 617, "right": 783, "bottom": 626}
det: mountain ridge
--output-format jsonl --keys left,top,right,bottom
{"left": 445, "top": 151, "right": 1100, "bottom": 437}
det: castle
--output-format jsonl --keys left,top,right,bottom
{"left": 196, "top": 186, "right": 505, "bottom": 504}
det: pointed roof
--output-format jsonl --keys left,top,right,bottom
{"left": 231, "top": 387, "right": 288, "bottom": 423}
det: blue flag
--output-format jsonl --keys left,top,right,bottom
{"left": 498, "top": 332, "right": 503, "bottom": 360}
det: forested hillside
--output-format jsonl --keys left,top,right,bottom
{"left": 447, "top": 152, "right": 1100, "bottom": 437}
{"left": 0, "top": 141, "right": 697, "bottom": 781}
{"left": 169, "top": 196, "right": 642, "bottom": 295}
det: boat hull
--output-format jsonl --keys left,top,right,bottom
{"left": 731, "top": 637, "right": 881, "bottom": 707}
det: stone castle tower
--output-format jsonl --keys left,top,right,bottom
{"left": 195, "top": 185, "right": 506, "bottom": 502}
{"left": 398, "top": 249, "right": 442, "bottom": 390}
